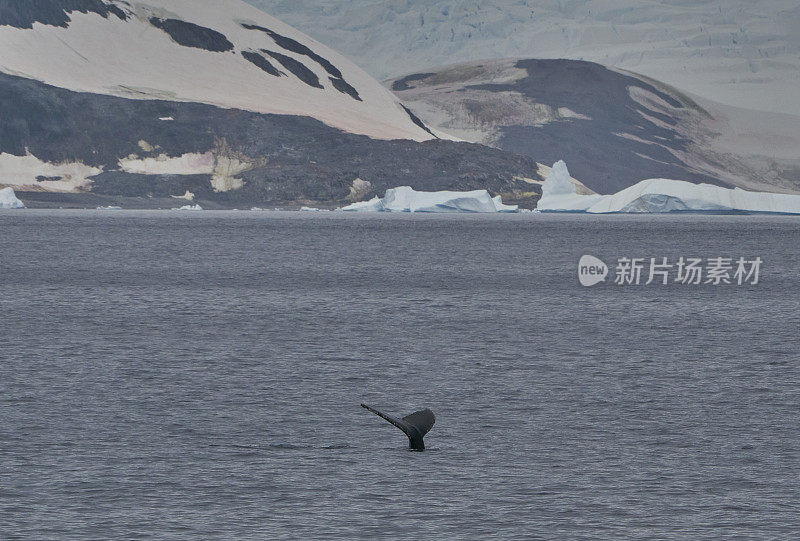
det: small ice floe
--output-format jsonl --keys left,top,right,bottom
{"left": 300, "top": 206, "right": 329, "bottom": 212}
{"left": 159, "top": 116, "right": 174, "bottom": 121}
{"left": 340, "top": 186, "right": 518, "bottom": 213}
{"left": 0, "top": 187, "right": 25, "bottom": 209}
{"left": 96, "top": 206, "right": 122, "bottom": 210}
{"left": 172, "top": 204, "right": 203, "bottom": 211}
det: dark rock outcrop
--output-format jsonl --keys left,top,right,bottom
{"left": 0, "top": 72, "right": 542, "bottom": 208}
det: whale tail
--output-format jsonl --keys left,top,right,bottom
{"left": 361, "top": 404, "right": 435, "bottom": 451}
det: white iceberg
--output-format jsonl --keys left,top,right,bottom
{"left": 172, "top": 204, "right": 203, "bottom": 211}
{"left": 537, "top": 161, "right": 800, "bottom": 215}
{"left": 340, "top": 186, "right": 518, "bottom": 213}
{"left": 0, "top": 187, "right": 25, "bottom": 209}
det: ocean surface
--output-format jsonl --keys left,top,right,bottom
{"left": 2, "top": 211, "right": 799, "bottom": 540}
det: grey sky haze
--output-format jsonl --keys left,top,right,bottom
{"left": 246, "top": 0, "right": 800, "bottom": 115}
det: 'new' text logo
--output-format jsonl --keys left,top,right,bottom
{"left": 578, "top": 255, "right": 608, "bottom": 287}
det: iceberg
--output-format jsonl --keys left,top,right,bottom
{"left": 340, "top": 186, "right": 518, "bottom": 213}
{"left": 537, "top": 161, "right": 800, "bottom": 215}
{"left": 0, "top": 187, "right": 25, "bottom": 209}
{"left": 172, "top": 204, "right": 203, "bottom": 211}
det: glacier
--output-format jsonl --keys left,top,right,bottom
{"left": 340, "top": 186, "right": 518, "bottom": 213}
{"left": 538, "top": 161, "right": 800, "bottom": 215}
{"left": 0, "top": 187, "right": 25, "bottom": 209}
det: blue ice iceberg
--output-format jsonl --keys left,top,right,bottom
{"left": 340, "top": 186, "right": 518, "bottom": 213}
{"left": 537, "top": 161, "right": 800, "bottom": 215}
{"left": 0, "top": 187, "right": 25, "bottom": 209}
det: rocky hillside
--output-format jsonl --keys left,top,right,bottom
{"left": 0, "top": 0, "right": 542, "bottom": 208}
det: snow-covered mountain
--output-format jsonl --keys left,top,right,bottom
{"left": 0, "top": 0, "right": 542, "bottom": 208}
{"left": 0, "top": 0, "right": 429, "bottom": 141}
{"left": 390, "top": 59, "right": 800, "bottom": 195}
{"left": 249, "top": 0, "right": 800, "bottom": 116}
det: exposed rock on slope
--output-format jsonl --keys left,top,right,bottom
{"left": 0, "top": 71, "right": 541, "bottom": 209}
{"left": 0, "top": 0, "right": 542, "bottom": 208}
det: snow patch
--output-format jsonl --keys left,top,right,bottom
{"left": 340, "top": 186, "right": 518, "bottom": 213}
{"left": 0, "top": 187, "right": 25, "bottom": 209}
{"left": 0, "top": 152, "right": 102, "bottom": 192}
{"left": 117, "top": 140, "right": 260, "bottom": 192}
{"left": 210, "top": 141, "right": 261, "bottom": 192}
{"left": 171, "top": 190, "right": 195, "bottom": 201}
{"left": 137, "top": 140, "right": 156, "bottom": 152}
{"left": 347, "top": 178, "right": 372, "bottom": 202}
{"left": 118, "top": 152, "right": 215, "bottom": 175}
{"left": 538, "top": 161, "right": 800, "bottom": 214}
{"left": 557, "top": 107, "right": 591, "bottom": 121}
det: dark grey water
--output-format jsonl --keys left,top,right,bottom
{"left": 2, "top": 211, "right": 799, "bottom": 540}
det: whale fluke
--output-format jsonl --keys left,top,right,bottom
{"left": 361, "top": 404, "right": 435, "bottom": 451}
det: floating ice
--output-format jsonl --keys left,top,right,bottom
{"left": 340, "top": 186, "right": 518, "bottom": 213}
{"left": 0, "top": 187, "right": 25, "bottom": 209}
{"left": 537, "top": 161, "right": 800, "bottom": 214}
{"left": 172, "top": 204, "right": 203, "bottom": 211}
